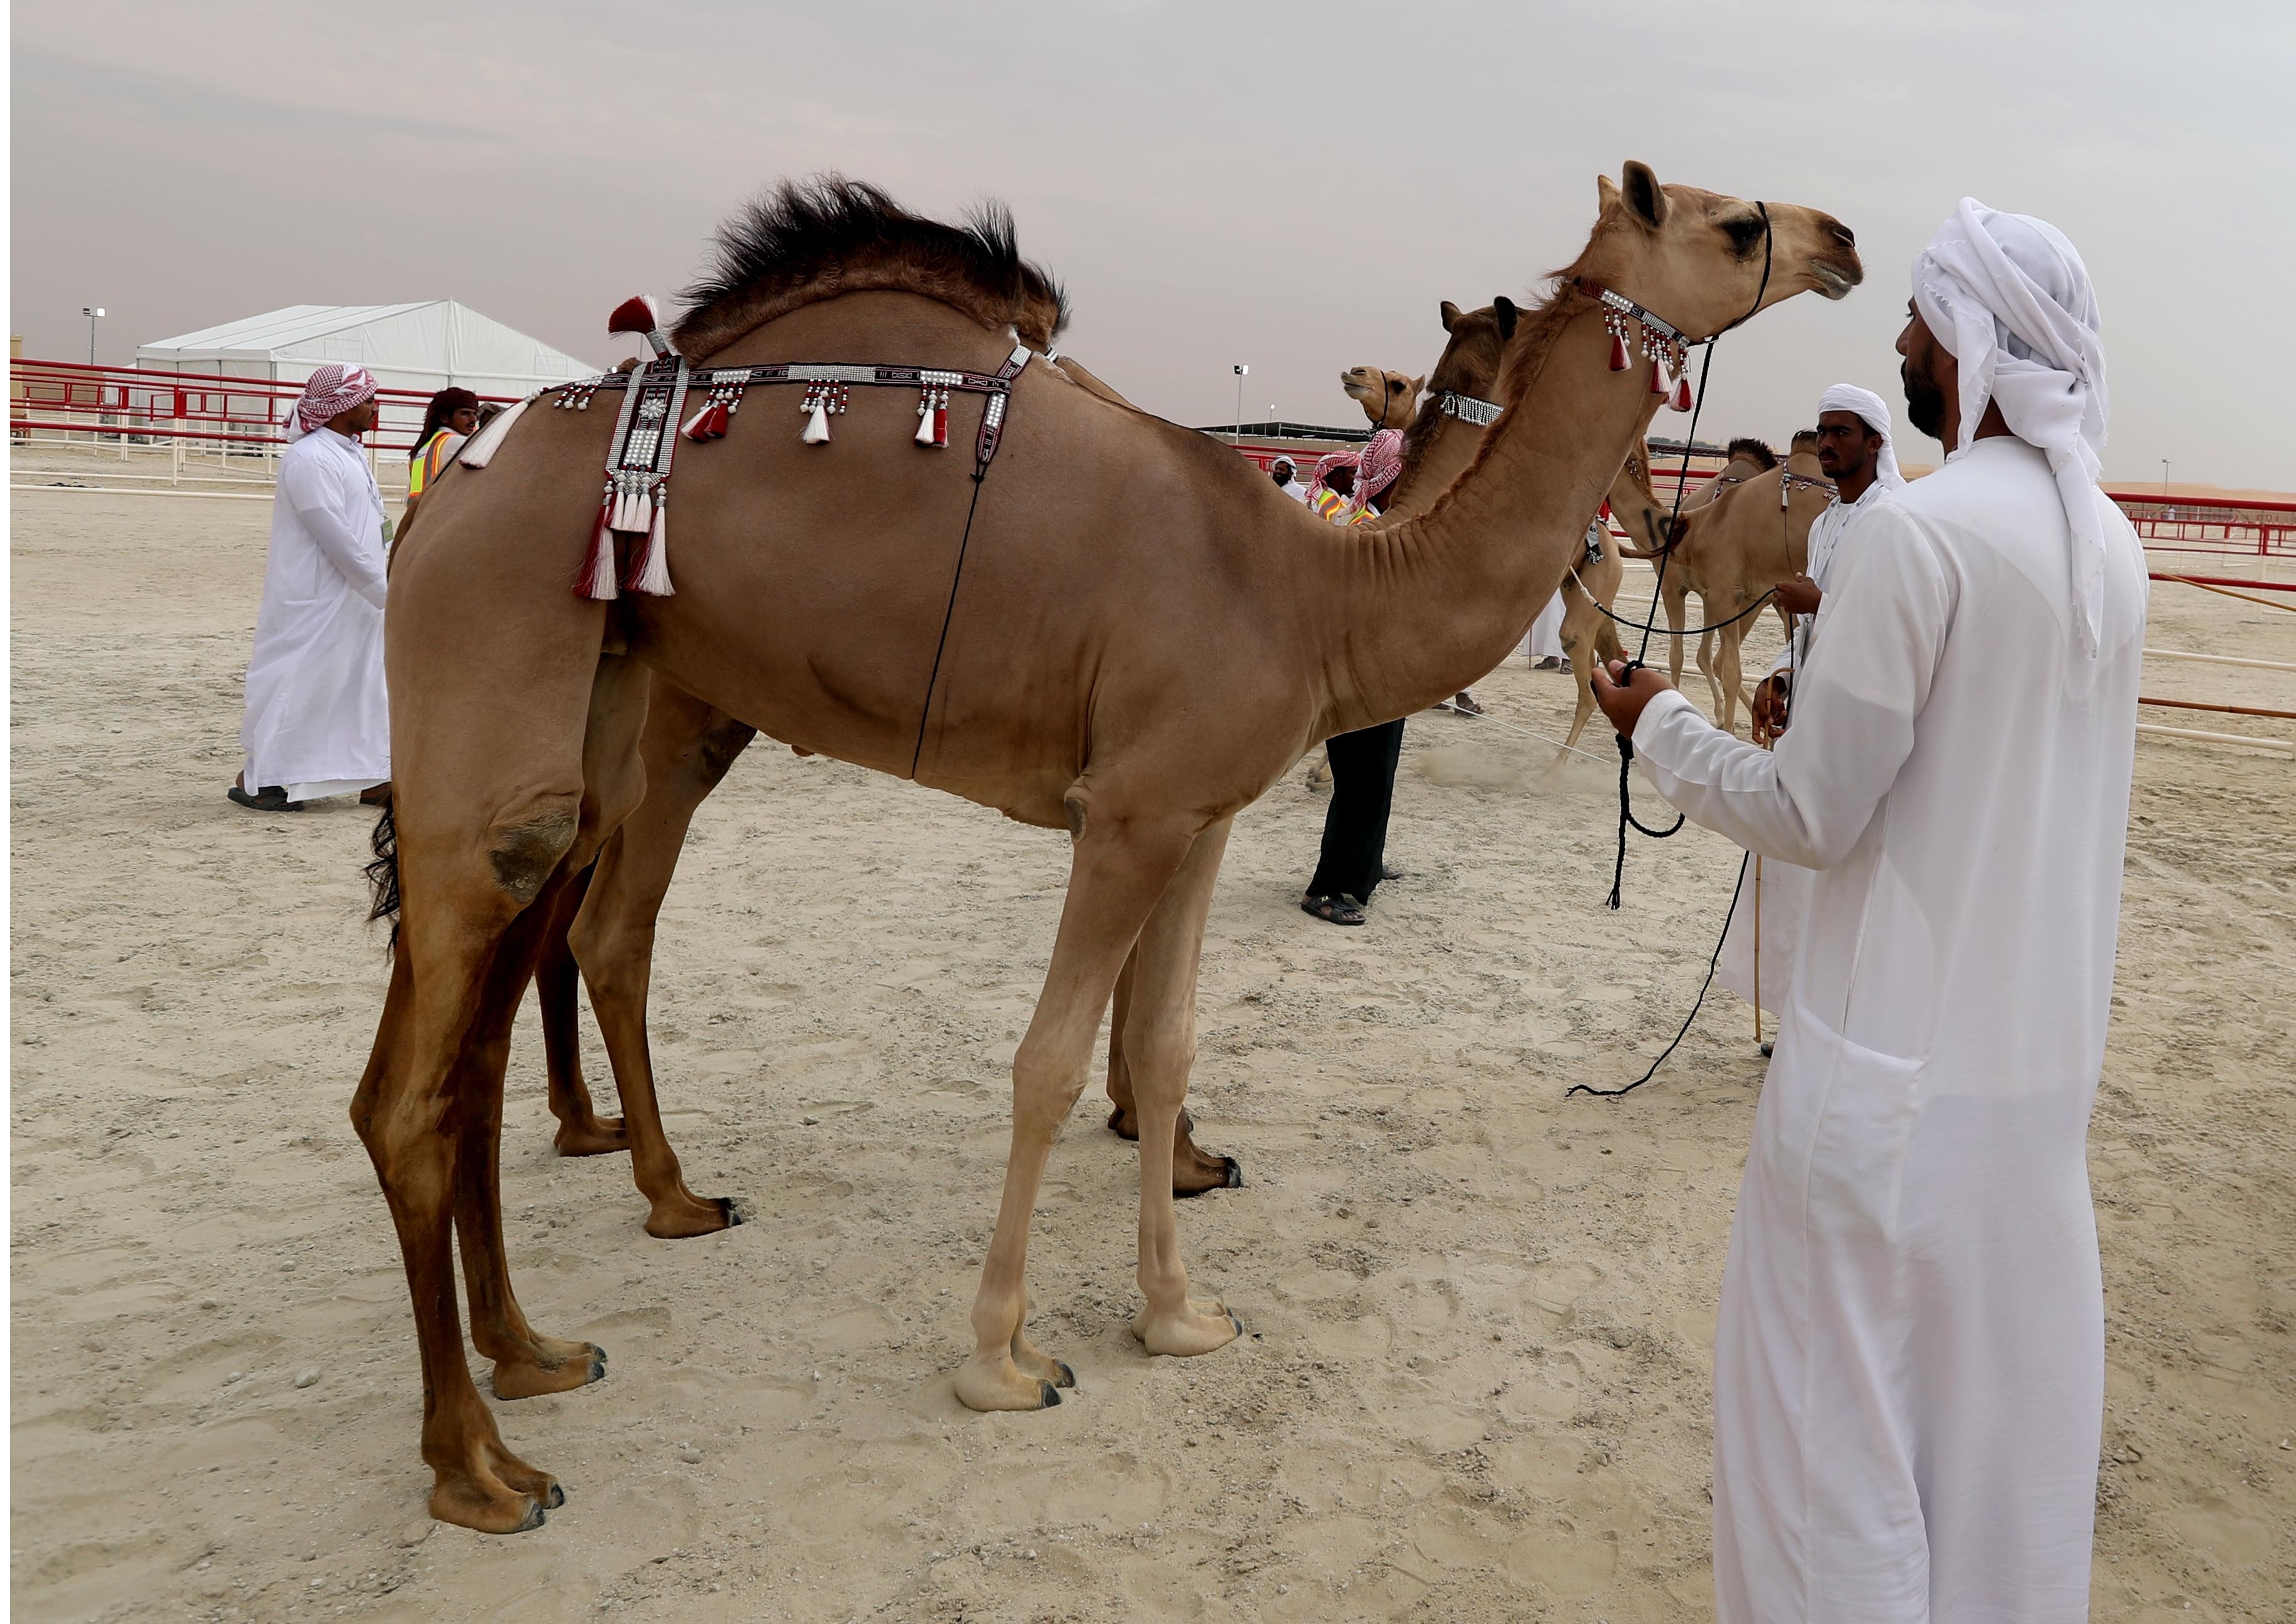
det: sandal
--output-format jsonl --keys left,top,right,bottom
{"left": 1450, "top": 690, "right": 1485, "bottom": 716}
{"left": 227, "top": 784, "right": 305, "bottom": 813}
{"left": 1301, "top": 893, "right": 1367, "bottom": 927}
{"left": 360, "top": 782, "right": 394, "bottom": 807}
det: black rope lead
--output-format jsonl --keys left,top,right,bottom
{"left": 1573, "top": 851, "right": 1750, "bottom": 1098}
{"left": 1602, "top": 206, "right": 1773, "bottom": 910}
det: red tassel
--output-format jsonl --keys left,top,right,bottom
{"left": 1649, "top": 358, "right": 1669, "bottom": 397}
{"left": 575, "top": 502, "right": 620, "bottom": 600}
{"left": 932, "top": 405, "right": 948, "bottom": 447}
{"left": 682, "top": 402, "right": 716, "bottom": 440}
{"left": 1672, "top": 372, "right": 1694, "bottom": 413}
{"left": 1607, "top": 331, "right": 1629, "bottom": 372}
{"left": 606, "top": 295, "right": 659, "bottom": 337}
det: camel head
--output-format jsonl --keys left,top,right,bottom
{"left": 1785, "top": 429, "right": 1824, "bottom": 476}
{"left": 1579, "top": 161, "right": 1862, "bottom": 340}
{"left": 1340, "top": 366, "right": 1422, "bottom": 430}
{"left": 1431, "top": 298, "right": 1518, "bottom": 398}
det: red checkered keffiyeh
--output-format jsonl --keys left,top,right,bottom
{"left": 1306, "top": 427, "right": 1405, "bottom": 521}
{"left": 290, "top": 364, "right": 378, "bottom": 439}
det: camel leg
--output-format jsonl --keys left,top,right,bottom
{"left": 1663, "top": 576, "right": 1691, "bottom": 684}
{"left": 563, "top": 680, "right": 753, "bottom": 1237}
{"left": 536, "top": 863, "right": 629, "bottom": 1157}
{"left": 565, "top": 687, "right": 753, "bottom": 1237}
{"left": 455, "top": 657, "right": 650, "bottom": 1398}
{"left": 1696, "top": 619, "right": 1724, "bottom": 719}
{"left": 352, "top": 801, "right": 594, "bottom": 1534}
{"left": 455, "top": 869, "right": 615, "bottom": 1401}
{"left": 1713, "top": 621, "right": 1747, "bottom": 736}
{"left": 954, "top": 803, "right": 1199, "bottom": 1412}
{"left": 1106, "top": 946, "right": 1243, "bottom": 1196}
{"left": 1122, "top": 819, "right": 1246, "bottom": 1358}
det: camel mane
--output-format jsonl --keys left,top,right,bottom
{"left": 1725, "top": 437, "right": 1779, "bottom": 470}
{"left": 672, "top": 175, "right": 1072, "bottom": 360}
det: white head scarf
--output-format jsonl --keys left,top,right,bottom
{"left": 1912, "top": 198, "right": 2109, "bottom": 662}
{"left": 1816, "top": 382, "right": 1905, "bottom": 489}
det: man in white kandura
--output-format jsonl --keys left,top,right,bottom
{"left": 1718, "top": 383, "right": 1906, "bottom": 1014}
{"left": 1593, "top": 199, "right": 2144, "bottom": 1622}
{"left": 231, "top": 364, "right": 392, "bottom": 813}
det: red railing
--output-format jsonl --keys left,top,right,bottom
{"left": 9, "top": 357, "right": 524, "bottom": 459}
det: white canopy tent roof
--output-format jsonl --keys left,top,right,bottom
{"left": 136, "top": 302, "right": 595, "bottom": 398}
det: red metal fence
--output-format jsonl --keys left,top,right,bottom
{"left": 9, "top": 356, "right": 523, "bottom": 459}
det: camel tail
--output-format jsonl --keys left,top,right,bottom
{"left": 364, "top": 802, "right": 402, "bottom": 953}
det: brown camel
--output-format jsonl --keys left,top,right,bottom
{"left": 1612, "top": 431, "right": 1832, "bottom": 731}
{"left": 1340, "top": 365, "right": 1422, "bottom": 430}
{"left": 356, "top": 164, "right": 1859, "bottom": 1531}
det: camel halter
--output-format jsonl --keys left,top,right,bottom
{"left": 1572, "top": 201, "right": 1777, "bottom": 1102}
{"left": 1435, "top": 390, "right": 1504, "bottom": 427}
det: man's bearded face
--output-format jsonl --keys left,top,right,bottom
{"left": 1897, "top": 304, "right": 1949, "bottom": 440}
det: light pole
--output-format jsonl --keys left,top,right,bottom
{"left": 2159, "top": 458, "right": 2170, "bottom": 500}
{"left": 81, "top": 306, "right": 105, "bottom": 366}
{"left": 1233, "top": 363, "right": 1248, "bottom": 439}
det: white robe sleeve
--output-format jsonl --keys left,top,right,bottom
{"left": 1629, "top": 504, "right": 1953, "bottom": 870}
{"left": 281, "top": 452, "right": 389, "bottom": 611}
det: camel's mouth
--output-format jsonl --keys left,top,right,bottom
{"left": 1810, "top": 263, "right": 1858, "bottom": 301}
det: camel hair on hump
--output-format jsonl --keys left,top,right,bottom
{"left": 353, "top": 162, "right": 1860, "bottom": 1533}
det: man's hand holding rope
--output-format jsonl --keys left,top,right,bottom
{"left": 1591, "top": 658, "right": 1678, "bottom": 740}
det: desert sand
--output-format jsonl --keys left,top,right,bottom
{"left": 10, "top": 481, "right": 2293, "bottom": 1622}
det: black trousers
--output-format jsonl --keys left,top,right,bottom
{"left": 1305, "top": 718, "right": 1405, "bottom": 902}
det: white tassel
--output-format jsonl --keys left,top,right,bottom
{"left": 610, "top": 481, "right": 632, "bottom": 533}
{"left": 630, "top": 503, "right": 673, "bottom": 596}
{"left": 916, "top": 403, "right": 937, "bottom": 445}
{"left": 631, "top": 486, "right": 654, "bottom": 535}
{"left": 682, "top": 402, "right": 716, "bottom": 439}
{"left": 456, "top": 395, "right": 531, "bottom": 469}
{"left": 802, "top": 402, "right": 832, "bottom": 444}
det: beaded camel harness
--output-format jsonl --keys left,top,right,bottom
{"left": 457, "top": 296, "right": 1034, "bottom": 600}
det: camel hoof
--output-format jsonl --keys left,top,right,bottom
{"left": 721, "top": 1197, "right": 747, "bottom": 1227}
{"left": 491, "top": 1341, "right": 606, "bottom": 1400}
{"left": 1053, "top": 1361, "right": 1077, "bottom": 1390}
{"left": 1223, "top": 1157, "right": 1244, "bottom": 1189}
{"left": 546, "top": 1482, "right": 567, "bottom": 1510}
{"left": 1105, "top": 1105, "right": 1139, "bottom": 1143}
{"left": 644, "top": 1194, "right": 740, "bottom": 1240}
{"left": 1039, "top": 1381, "right": 1062, "bottom": 1408}
{"left": 516, "top": 1500, "right": 548, "bottom": 1533}
{"left": 553, "top": 1117, "right": 630, "bottom": 1158}
{"left": 587, "top": 1353, "right": 608, "bottom": 1384}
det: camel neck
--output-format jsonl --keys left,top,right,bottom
{"left": 1310, "top": 301, "right": 1661, "bottom": 734}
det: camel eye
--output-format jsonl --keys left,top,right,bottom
{"left": 1724, "top": 216, "right": 1765, "bottom": 252}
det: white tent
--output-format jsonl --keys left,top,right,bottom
{"left": 136, "top": 301, "right": 594, "bottom": 399}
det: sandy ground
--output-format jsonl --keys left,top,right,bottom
{"left": 11, "top": 484, "right": 2293, "bottom": 1623}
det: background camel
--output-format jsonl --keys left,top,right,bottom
{"left": 1340, "top": 365, "right": 1421, "bottom": 430}
{"left": 1612, "top": 431, "right": 1832, "bottom": 731}
{"left": 357, "top": 166, "right": 1858, "bottom": 1531}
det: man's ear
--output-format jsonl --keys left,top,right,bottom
{"left": 1440, "top": 299, "right": 1461, "bottom": 333}
{"left": 1493, "top": 296, "right": 1519, "bottom": 342}
{"left": 1620, "top": 160, "right": 1667, "bottom": 229}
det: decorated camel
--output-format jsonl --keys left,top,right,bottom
{"left": 1612, "top": 430, "right": 1833, "bottom": 731}
{"left": 357, "top": 164, "right": 1859, "bottom": 1531}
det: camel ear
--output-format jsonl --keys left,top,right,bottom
{"left": 1597, "top": 174, "right": 1620, "bottom": 214}
{"left": 1493, "top": 296, "right": 1519, "bottom": 341}
{"left": 1620, "top": 161, "right": 1667, "bottom": 229}
{"left": 1440, "top": 300, "right": 1461, "bottom": 333}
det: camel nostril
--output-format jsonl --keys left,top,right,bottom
{"left": 1833, "top": 223, "right": 1857, "bottom": 247}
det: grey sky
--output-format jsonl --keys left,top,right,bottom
{"left": 15, "top": 1, "right": 2293, "bottom": 488}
